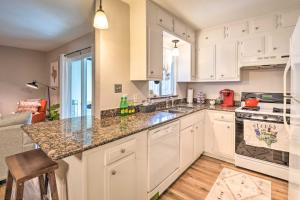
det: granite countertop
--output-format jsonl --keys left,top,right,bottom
{"left": 22, "top": 103, "right": 238, "bottom": 160}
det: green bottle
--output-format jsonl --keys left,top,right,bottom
{"left": 120, "top": 96, "right": 125, "bottom": 116}
{"left": 124, "top": 96, "right": 129, "bottom": 116}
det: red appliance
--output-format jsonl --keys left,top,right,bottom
{"left": 220, "top": 89, "right": 234, "bottom": 107}
{"left": 244, "top": 98, "right": 260, "bottom": 107}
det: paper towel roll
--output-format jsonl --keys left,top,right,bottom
{"left": 187, "top": 89, "right": 194, "bottom": 104}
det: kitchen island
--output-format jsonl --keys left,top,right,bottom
{"left": 21, "top": 103, "right": 237, "bottom": 200}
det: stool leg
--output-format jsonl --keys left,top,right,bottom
{"left": 4, "top": 171, "right": 13, "bottom": 200}
{"left": 47, "top": 172, "right": 59, "bottom": 200}
{"left": 38, "top": 175, "right": 46, "bottom": 199}
{"left": 15, "top": 182, "right": 24, "bottom": 200}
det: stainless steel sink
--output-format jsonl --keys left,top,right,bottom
{"left": 165, "top": 106, "right": 194, "bottom": 113}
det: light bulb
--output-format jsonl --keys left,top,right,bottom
{"left": 94, "top": 10, "right": 109, "bottom": 29}
{"left": 172, "top": 47, "right": 179, "bottom": 57}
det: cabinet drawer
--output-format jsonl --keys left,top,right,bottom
{"left": 105, "top": 139, "right": 136, "bottom": 165}
{"left": 213, "top": 112, "right": 234, "bottom": 122}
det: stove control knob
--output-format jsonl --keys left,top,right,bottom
{"left": 263, "top": 116, "right": 268, "bottom": 120}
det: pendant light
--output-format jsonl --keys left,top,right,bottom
{"left": 94, "top": 0, "right": 109, "bottom": 29}
{"left": 172, "top": 40, "right": 179, "bottom": 57}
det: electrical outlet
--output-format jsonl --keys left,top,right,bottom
{"left": 114, "top": 84, "right": 122, "bottom": 93}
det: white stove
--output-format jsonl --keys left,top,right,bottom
{"left": 234, "top": 92, "right": 289, "bottom": 180}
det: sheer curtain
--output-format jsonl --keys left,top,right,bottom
{"left": 59, "top": 54, "right": 71, "bottom": 119}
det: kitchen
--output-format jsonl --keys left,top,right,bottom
{"left": 0, "top": 0, "right": 300, "bottom": 200}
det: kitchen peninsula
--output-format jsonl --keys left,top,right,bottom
{"left": 22, "top": 103, "right": 236, "bottom": 200}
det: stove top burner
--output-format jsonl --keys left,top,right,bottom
{"left": 242, "top": 106, "right": 260, "bottom": 111}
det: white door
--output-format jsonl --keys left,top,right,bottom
{"left": 106, "top": 154, "right": 137, "bottom": 200}
{"left": 197, "top": 45, "right": 215, "bottom": 80}
{"left": 148, "top": 25, "right": 163, "bottom": 79}
{"left": 180, "top": 126, "right": 194, "bottom": 170}
{"left": 269, "top": 27, "right": 294, "bottom": 56}
{"left": 240, "top": 36, "right": 265, "bottom": 57}
{"left": 61, "top": 51, "right": 93, "bottom": 118}
{"left": 193, "top": 121, "right": 204, "bottom": 159}
{"left": 212, "top": 120, "right": 234, "bottom": 159}
{"left": 216, "top": 41, "right": 238, "bottom": 80}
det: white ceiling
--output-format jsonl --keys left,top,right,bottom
{"left": 153, "top": 0, "right": 300, "bottom": 29}
{"left": 0, "top": 0, "right": 94, "bottom": 52}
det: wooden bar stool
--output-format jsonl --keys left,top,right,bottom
{"left": 4, "top": 149, "right": 59, "bottom": 200}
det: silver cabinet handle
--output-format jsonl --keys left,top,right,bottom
{"left": 255, "top": 27, "right": 259, "bottom": 30}
{"left": 210, "top": 75, "right": 214, "bottom": 78}
{"left": 111, "top": 170, "right": 117, "bottom": 175}
{"left": 273, "top": 47, "right": 277, "bottom": 50}
{"left": 150, "top": 70, "right": 154, "bottom": 74}
{"left": 257, "top": 50, "right": 261, "bottom": 53}
{"left": 227, "top": 126, "right": 230, "bottom": 129}
{"left": 120, "top": 149, "right": 126, "bottom": 153}
{"left": 159, "top": 18, "right": 163, "bottom": 23}
{"left": 242, "top": 29, "right": 246, "bottom": 32}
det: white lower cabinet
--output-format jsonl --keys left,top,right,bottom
{"left": 180, "top": 111, "right": 205, "bottom": 172}
{"left": 180, "top": 126, "right": 195, "bottom": 170}
{"left": 106, "top": 154, "right": 137, "bottom": 200}
{"left": 205, "top": 110, "right": 235, "bottom": 162}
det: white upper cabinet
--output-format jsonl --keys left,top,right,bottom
{"left": 216, "top": 41, "right": 238, "bottom": 80}
{"left": 148, "top": 25, "right": 163, "bottom": 79}
{"left": 156, "top": 7, "right": 174, "bottom": 31}
{"left": 177, "top": 43, "right": 192, "bottom": 82}
{"left": 251, "top": 15, "right": 276, "bottom": 33}
{"left": 269, "top": 27, "right": 294, "bottom": 56}
{"left": 199, "top": 27, "right": 225, "bottom": 45}
{"left": 279, "top": 10, "right": 300, "bottom": 28}
{"left": 186, "top": 27, "right": 196, "bottom": 43}
{"left": 240, "top": 36, "right": 265, "bottom": 58}
{"left": 225, "top": 21, "right": 249, "bottom": 38}
{"left": 197, "top": 45, "right": 215, "bottom": 81}
{"left": 174, "top": 18, "right": 187, "bottom": 39}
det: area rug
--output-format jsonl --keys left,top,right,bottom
{"left": 205, "top": 168, "right": 271, "bottom": 200}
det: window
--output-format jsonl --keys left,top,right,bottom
{"left": 149, "top": 48, "right": 176, "bottom": 97}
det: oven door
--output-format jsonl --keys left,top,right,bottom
{"left": 235, "top": 116, "right": 289, "bottom": 166}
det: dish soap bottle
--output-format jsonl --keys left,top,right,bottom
{"left": 123, "top": 95, "right": 129, "bottom": 116}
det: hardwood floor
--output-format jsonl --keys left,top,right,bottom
{"left": 0, "top": 156, "right": 288, "bottom": 200}
{"left": 160, "top": 156, "right": 288, "bottom": 200}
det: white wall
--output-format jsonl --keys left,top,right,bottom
{"left": 188, "top": 68, "right": 290, "bottom": 101}
{"left": 0, "top": 45, "right": 48, "bottom": 115}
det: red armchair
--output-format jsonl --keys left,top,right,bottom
{"left": 32, "top": 99, "right": 47, "bottom": 123}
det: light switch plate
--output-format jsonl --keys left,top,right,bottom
{"left": 114, "top": 84, "right": 122, "bottom": 93}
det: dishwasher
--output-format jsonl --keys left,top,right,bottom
{"left": 148, "top": 121, "right": 180, "bottom": 193}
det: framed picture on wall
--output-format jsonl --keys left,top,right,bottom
{"left": 50, "top": 61, "right": 59, "bottom": 87}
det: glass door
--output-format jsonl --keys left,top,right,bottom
{"left": 69, "top": 53, "right": 93, "bottom": 117}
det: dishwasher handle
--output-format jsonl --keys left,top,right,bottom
{"left": 150, "top": 126, "right": 178, "bottom": 141}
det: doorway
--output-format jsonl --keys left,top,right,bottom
{"left": 60, "top": 50, "right": 93, "bottom": 118}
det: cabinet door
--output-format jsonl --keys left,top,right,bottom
{"left": 174, "top": 18, "right": 187, "bottom": 39}
{"left": 200, "top": 27, "right": 225, "bottom": 45}
{"left": 251, "top": 15, "right": 276, "bottom": 33}
{"left": 216, "top": 41, "right": 238, "bottom": 80}
{"left": 148, "top": 25, "right": 163, "bottom": 79}
{"left": 240, "top": 36, "right": 265, "bottom": 57}
{"left": 186, "top": 27, "right": 195, "bottom": 43}
{"left": 177, "top": 43, "right": 192, "bottom": 82}
{"left": 193, "top": 120, "right": 204, "bottom": 160}
{"left": 106, "top": 154, "right": 137, "bottom": 200}
{"left": 279, "top": 10, "right": 300, "bottom": 28}
{"left": 180, "top": 126, "right": 194, "bottom": 170}
{"left": 269, "top": 27, "right": 294, "bottom": 56}
{"left": 212, "top": 121, "right": 234, "bottom": 159}
{"left": 197, "top": 45, "right": 215, "bottom": 80}
{"left": 157, "top": 7, "right": 173, "bottom": 31}
{"left": 226, "top": 21, "right": 249, "bottom": 38}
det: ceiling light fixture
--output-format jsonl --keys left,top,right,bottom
{"left": 172, "top": 40, "right": 180, "bottom": 57}
{"left": 94, "top": 0, "right": 109, "bottom": 29}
